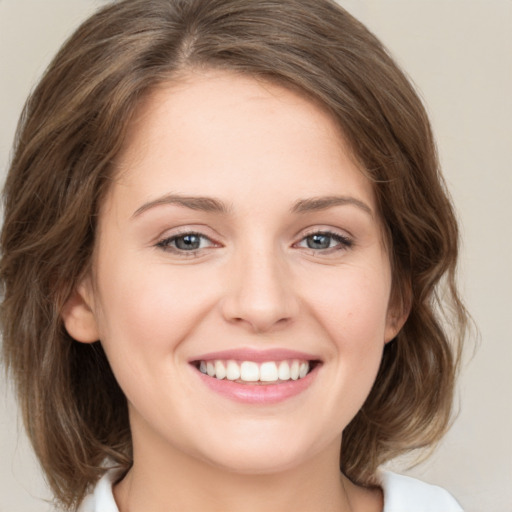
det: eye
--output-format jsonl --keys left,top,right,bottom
{"left": 156, "top": 232, "right": 216, "bottom": 253}
{"left": 296, "top": 231, "right": 353, "bottom": 251}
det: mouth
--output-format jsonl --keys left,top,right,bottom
{"left": 189, "top": 349, "right": 322, "bottom": 403}
{"left": 192, "top": 358, "right": 320, "bottom": 384}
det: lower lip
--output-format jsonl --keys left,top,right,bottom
{"left": 194, "top": 366, "right": 318, "bottom": 404}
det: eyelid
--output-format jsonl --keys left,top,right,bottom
{"left": 293, "top": 228, "right": 354, "bottom": 252}
{"left": 155, "top": 227, "right": 222, "bottom": 255}
{"left": 153, "top": 224, "right": 221, "bottom": 243}
{"left": 296, "top": 221, "right": 354, "bottom": 237}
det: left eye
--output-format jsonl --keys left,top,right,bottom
{"left": 157, "top": 233, "right": 214, "bottom": 252}
{"left": 297, "top": 232, "right": 352, "bottom": 251}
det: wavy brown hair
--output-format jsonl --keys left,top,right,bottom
{"left": 1, "top": 0, "right": 467, "bottom": 509}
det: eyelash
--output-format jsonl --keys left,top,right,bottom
{"left": 155, "top": 230, "right": 353, "bottom": 256}
{"left": 156, "top": 231, "right": 216, "bottom": 256}
{"left": 295, "top": 231, "right": 353, "bottom": 253}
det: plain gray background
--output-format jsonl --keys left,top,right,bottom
{"left": 1, "top": 1, "right": 511, "bottom": 511}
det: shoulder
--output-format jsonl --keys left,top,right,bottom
{"left": 379, "top": 471, "right": 464, "bottom": 512}
{"left": 77, "top": 469, "right": 122, "bottom": 512}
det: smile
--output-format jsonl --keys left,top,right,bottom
{"left": 197, "top": 359, "right": 311, "bottom": 383}
{"left": 190, "top": 350, "right": 321, "bottom": 404}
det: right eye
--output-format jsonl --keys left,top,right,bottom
{"left": 156, "top": 232, "right": 217, "bottom": 254}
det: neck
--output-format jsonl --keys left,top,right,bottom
{"left": 115, "top": 439, "right": 358, "bottom": 512}
{"left": 114, "top": 414, "right": 383, "bottom": 512}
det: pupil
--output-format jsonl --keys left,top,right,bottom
{"left": 176, "top": 235, "right": 200, "bottom": 250}
{"left": 307, "top": 234, "right": 330, "bottom": 249}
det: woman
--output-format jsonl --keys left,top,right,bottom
{"left": 1, "top": 0, "right": 467, "bottom": 510}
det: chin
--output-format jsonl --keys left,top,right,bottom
{"left": 191, "top": 427, "right": 327, "bottom": 476}
{"left": 203, "top": 450, "right": 310, "bottom": 476}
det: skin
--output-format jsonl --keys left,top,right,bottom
{"left": 63, "top": 69, "right": 406, "bottom": 512}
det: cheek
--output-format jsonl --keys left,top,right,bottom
{"left": 93, "top": 255, "right": 219, "bottom": 356}
{"left": 90, "top": 259, "right": 212, "bottom": 417}
{"left": 306, "top": 264, "right": 391, "bottom": 347}
{"left": 303, "top": 263, "right": 391, "bottom": 408}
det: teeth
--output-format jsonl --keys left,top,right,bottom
{"left": 198, "top": 359, "right": 311, "bottom": 383}
{"left": 260, "top": 362, "right": 278, "bottom": 382}
{"left": 290, "top": 360, "right": 300, "bottom": 380}
{"left": 226, "top": 360, "right": 240, "bottom": 381}
{"left": 206, "top": 361, "right": 215, "bottom": 377}
{"left": 215, "top": 360, "right": 226, "bottom": 380}
{"left": 278, "top": 360, "right": 291, "bottom": 380}
{"left": 240, "top": 361, "right": 259, "bottom": 382}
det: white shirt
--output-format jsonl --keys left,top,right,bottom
{"left": 78, "top": 469, "right": 463, "bottom": 512}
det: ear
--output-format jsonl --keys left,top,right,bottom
{"left": 61, "top": 278, "right": 100, "bottom": 344}
{"left": 384, "top": 307, "right": 409, "bottom": 343}
{"left": 384, "top": 290, "right": 411, "bottom": 344}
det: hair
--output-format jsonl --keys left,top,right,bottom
{"left": 1, "top": 0, "right": 467, "bottom": 509}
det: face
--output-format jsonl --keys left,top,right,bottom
{"left": 65, "top": 70, "right": 402, "bottom": 474}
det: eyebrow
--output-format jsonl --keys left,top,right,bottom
{"left": 132, "top": 194, "right": 230, "bottom": 218}
{"left": 291, "top": 196, "right": 373, "bottom": 216}
{"left": 132, "top": 193, "right": 373, "bottom": 218}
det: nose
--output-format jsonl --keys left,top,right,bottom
{"left": 220, "top": 246, "right": 299, "bottom": 333}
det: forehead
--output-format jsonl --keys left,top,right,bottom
{"left": 109, "top": 69, "right": 375, "bottom": 212}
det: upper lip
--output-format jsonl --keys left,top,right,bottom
{"left": 189, "top": 348, "right": 321, "bottom": 363}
